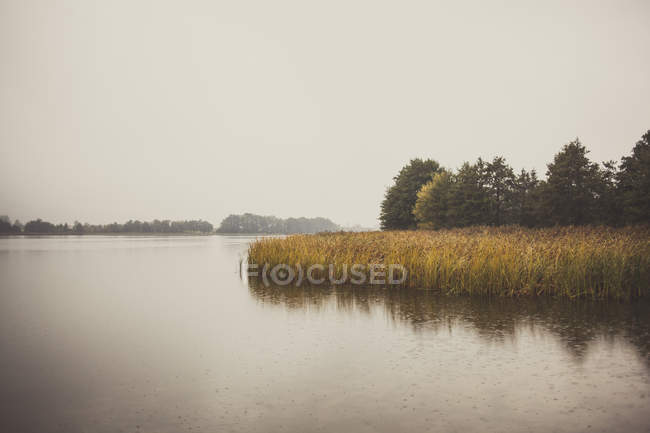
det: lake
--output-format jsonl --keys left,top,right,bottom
{"left": 1, "top": 236, "right": 649, "bottom": 433}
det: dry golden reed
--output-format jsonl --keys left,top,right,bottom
{"left": 248, "top": 226, "right": 650, "bottom": 299}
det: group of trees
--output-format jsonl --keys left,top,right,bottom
{"left": 0, "top": 218, "right": 214, "bottom": 234}
{"left": 0, "top": 215, "right": 22, "bottom": 234}
{"left": 216, "top": 213, "right": 340, "bottom": 234}
{"left": 3, "top": 213, "right": 345, "bottom": 235}
{"left": 380, "top": 130, "right": 650, "bottom": 230}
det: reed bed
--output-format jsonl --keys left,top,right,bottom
{"left": 247, "top": 226, "right": 650, "bottom": 299}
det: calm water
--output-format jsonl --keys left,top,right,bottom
{"left": 1, "top": 236, "right": 650, "bottom": 433}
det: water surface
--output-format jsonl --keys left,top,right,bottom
{"left": 1, "top": 236, "right": 649, "bottom": 433}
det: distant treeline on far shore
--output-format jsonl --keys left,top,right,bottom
{"left": 216, "top": 213, "right": 343, "bottom": 234}
{"left": 0, "top": 217, "right": 213, "bottom": 234}
{"left": 0, "top": 214, "right": 367, "bottom": 235}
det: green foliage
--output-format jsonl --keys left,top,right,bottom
{"left": 413, "top": 171, "right": 453, "bottom": 229}
{"left": 485, "top": 156, "right": 516, "bottom": 225}
{"left": 399, "top": 130, "right": 649, "bottom": 229}
{"left": 380, "top": 158, "right": 441, "bottom": 230}
{"left": 511, "top": 169, "right": 540, "bottom": 227}
{"left": 24, "top": 219, "right": 57, "bottom": 233}
{"left": 618, "top": 130, "right": 650, "bottom": 224}
{"left": 18, "top": 219, "right": 214, "bottom": 234}
{"left": 216, "top": 213, "right": 339, "bottom": 234}
{"left": 597, "top": 160, "right": 621, "bottom": 226}
{"left": 448, "top": 160, "right": 490, "bottom": 227}
{"left": 543, "top": 139, "right": 602, "bottom": 225}
{"left": 0, "top": 216, "right": 21, "bottom": 234}
{"left": 413, "top": 160, "right": 491, "bottom": 228}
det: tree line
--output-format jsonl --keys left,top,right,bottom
{"left": 380, "top": 130, "right": 650, "bottom": 230}
{"left": 0, "top": 217, "right": 213, "bottom": 234}
{"left": 216, "top": 213, "right": 340, "bottom": 234}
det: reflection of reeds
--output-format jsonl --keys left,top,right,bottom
{"left": 248, "top": 226, "right": 650, "bottom": 299}
{"left": 248, "top": 281, "right": 650, "bottom": 364}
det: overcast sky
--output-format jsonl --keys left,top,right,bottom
{"left": 1, "top": 0, "right": 649, "bottom": 227}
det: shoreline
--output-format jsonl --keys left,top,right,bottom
{"left": 247, "top": 226, "right": 650, "bottom": 300}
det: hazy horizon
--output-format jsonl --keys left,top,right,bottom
{"left": 2, "top": 0, "right": 649, "bottom": 227}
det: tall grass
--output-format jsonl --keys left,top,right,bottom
{"left": 247, "top": 226, "right": 650, "bottom": 299}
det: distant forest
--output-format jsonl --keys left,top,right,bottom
{"left": 216, "top": 213, "right": 340, "bottom": 234}
{"left": 380, "top": 130, "right": 650, "bottom": 230}
{"left": 0, "top": 217, "right": 213, "bottom": 234}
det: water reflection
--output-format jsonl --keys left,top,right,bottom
{"left": 2, "top": 236, "right": 649, "bottom": 433}
{"left": 249, "top": 281, "right": 650, "bottom": 367}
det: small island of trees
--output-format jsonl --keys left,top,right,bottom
{"left": 216, "top": 213, "right": 340, "bottom": 234}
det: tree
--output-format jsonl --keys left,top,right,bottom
{"left": 12, "top": 219, "right": 23, "bottom": 233}
{"left": 24, "top": 219, "right": 57, "bottom": 233}
{"left": 618, "top": 130, "right": 650, "bottom": 224}
{"left": 0, "top": 216, "right": 12, "bottom": 233}
{"left": 484, "top": 156, "right": 516, "bottom": 225}
{"left": 380, "top": 159, "right": 441, "bottom": 230}
{"left": 216, "top": 213, "right": 338, "bottom": 234}
{"left": 597, "top": 160, "right": 620, "bottom": 226}
{"left": 413, "top": 170, "right": 454, "bottom": 229}
{"left": 511, "top": 169, "right": 540, "bottom": 227}
{"left": 543, "top": 139, "right": 602, "bottom": 225}
{"left": 446, "top": 160, "right": 490, "bottom": 227}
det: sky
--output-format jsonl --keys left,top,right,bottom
{"left": 1, "top": 0, "right": 649, "bottom": 228}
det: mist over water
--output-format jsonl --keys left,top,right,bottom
{"left": 1, "top": 236, "right": 649, "bottom": 433}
